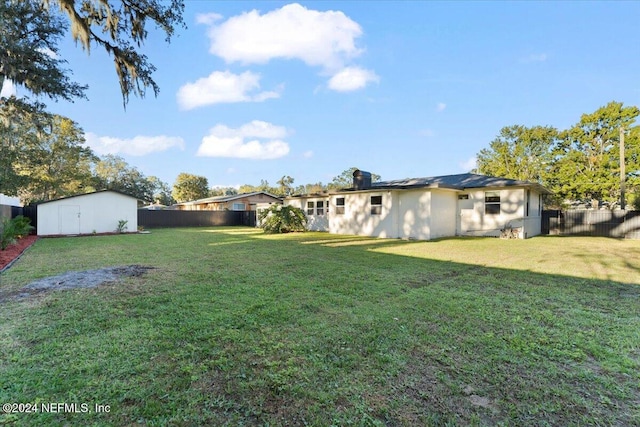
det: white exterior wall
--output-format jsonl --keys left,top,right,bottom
{"left": 284, "top": 197, "right": 330, "bottom": 231}
{"left": 37, "top": 192, "right": 138, "bottom": 236}
{"left": 330, "top": 191, "right": 397, "bottom": 238}
{"left": 396, "top": 190, "right": 431, "bottom": 240}
{"left": 522, "top": 190, "right": 543, "bottom": 238}
{"left": 456, "top": 187, "right": 545, "bottom": 238}
{"left": 429, "top": 190, "right": 458, "bottom": 239}
{"left": 329, "top": 189, "right": 457, "bottom": 240}
{"left": 305, "top": 197, "right": 330, "bottom": 231}
{"left": 285, "top": 185, "right": 543, "bottom": 240}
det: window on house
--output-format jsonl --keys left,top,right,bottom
{"left": 458, "top": 194, "right": 469, "bottom": 200}
{"left": 307, "top": 201, "right": 315, "bottom": 215}
{"left": 526, "top": 190, "right": 530, "bottom": 217}
{"left": 336, "top": 197, "right": 345, "bottom": 214}
{"left": 232, "top": 203, "right": 246, "bottom": 211}
{"left": 371, "top": 195, "right": 382, "bottom": 215}
{"left": 485, "top": 191, "right": 500, "bottom": 215}
{"left": 316, "top": 200, "right": 325, "bottom": 216}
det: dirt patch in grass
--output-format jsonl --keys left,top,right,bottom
{"left": 0, "top": 264, "right": 154, "bottom": 303}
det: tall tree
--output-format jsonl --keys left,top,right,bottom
{"left": 17, "top": 115, "right": 97, "bottom": 204}
{"left": 276, "top": 175, "right": 295, "bottom": 196}
{"left": 0, "top": 99, "right": 51, "bottom": 196}
{"left": 328, "top": 167, "right": 381, "bottom": 190}
{"left": 627, "top": 126, "right": 640, "bottom": 209}
{"left": 93, "top": 154, "right": 153, "bottom": 201}
{"left": 239, "top": 179, "right": 277, "bottom": 194}
{"left": 0, "top": 0, "right": 86, "bottom": 101}
{"left": 0, "top": 0, "right": 184, "bottom": 105}
{"left": 549, "top": 101, "right": 639, "bottom": 205}
{"left": 172, "top": 173, "right": 209, "bottom": 203}
{"left": 210, "top": 187, "right": 238, "bottom": 197}
{"left": 294, "top": 182, "right": 326, "bottom": 195}
{"left": 147, "top": 175, "right": 173, "bottom": 205}
{"left": 474, "top": 125, "right": 558, "bottom": 183}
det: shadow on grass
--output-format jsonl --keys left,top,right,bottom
{"left": 193, "top": 229, "right": 640, "bottom": 426}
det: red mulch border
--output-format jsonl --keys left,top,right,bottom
{"left": 0, "top": 235, "right": 39, "bottom": 272}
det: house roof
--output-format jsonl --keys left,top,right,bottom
{"left": 366, "top": 173, "right": 551, "bottom": 194}
{"left": 176, "top": 191, "right": 282, "bottom": 206}
{"left": 34, "top": 189, "right": 141, "bottom": 205}
{"left": 317, "top": 173, "right": 550, "bottom": 196}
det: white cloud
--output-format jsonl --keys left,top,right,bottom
{"left": 521, "top": 53, "right": 548, "bottom": 63}
{"left": 196, "top": 12, "right": 223, "bottom": 25}
{"left": 84, "top": 132, "right": 185, "bottom": 156}
{"left": 327, "top": 67, "right": 379, "bottom": 92}
{"left": 197, "top": 120, "right": 290, "bottom": 160}
{"left": 460, "top": 156, "right": 477, "bottom": 171}
{"left": 302, "top": 150, "right": 314, "bottom": 158}
{"left": 37, "top": 47, "right": 57, "bottom": 59}
{"left": 0, "top": 79, "right": 16, "bottom": 97}
{"left": 204, "top": 3, "right": 364, "bottom": 71}
{"left": 177, "top": 70, "right": 281, "bottom": 110}
{"left": 436, "top": 102, "right": 447, "bottom": 112}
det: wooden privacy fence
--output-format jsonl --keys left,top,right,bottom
{"left": 543, "top": 210, "right": 640, "bottom": 239}
{"left": 6, "top": 206, "right": 255, "bottom": 233}
{"left": 4, "top": 205, "right": 37, "bottom": 231}
{"left": 138, "top": 210, "right": 256, "bottom": 229}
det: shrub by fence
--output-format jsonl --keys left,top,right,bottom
{"left": 138, "top": 210, "right": 256, "bottom": 229}
{"left": 543, "top": 210, "right": 640, "bottom": 239}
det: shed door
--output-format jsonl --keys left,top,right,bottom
{"left": 59, "top": 205, "right": 80, "bottom": 235}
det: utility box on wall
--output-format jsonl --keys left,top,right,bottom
{"left": 36, "top": 190, "right": 138, "bottom": 236}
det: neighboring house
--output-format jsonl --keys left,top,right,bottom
{"left": 140, "top": 202, "right": 169, "bottom": 210}
{"left": 285, "top": 170, "right": 551, "bottom": 240}
{"left": 0, "top": 194, "right": 19, "bottom": 221}
{"left": 174, "top": 192, "right": 282, "bottom": 211}
{"left": 37, "top": 190, "right": 138, "bottom": 236}
{"left": 0, "top": 193, "right": 21, "bottom": 207}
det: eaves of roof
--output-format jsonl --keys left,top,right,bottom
{"left": 34, "top": 189, "right": 142, "bottom": 205}
{"left": 177, "top": 191, "right": 283, "bottom": 205}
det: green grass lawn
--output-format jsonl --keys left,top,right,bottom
{"left": 1, "top": 228, "right": 639, "bottom": 426}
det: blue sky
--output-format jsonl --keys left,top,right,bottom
{"left": 6, "top": 1, "right": 640, "bottom": 190}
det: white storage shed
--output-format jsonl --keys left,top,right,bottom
{"left": 37, "top": 190, "right": 138, "bottom": 236}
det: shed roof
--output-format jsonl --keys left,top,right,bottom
{"left": 34, "top": 190, "right": 141, "bottom": 205}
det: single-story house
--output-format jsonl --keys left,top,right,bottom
{"left": 285, "top": 170, "right": 551, "bottom": 240}
{"left": 0, "top": 193, "right": 21, "bottom": 207}
{"left": 140, "top": 202, "right": 169, "bottom": 210}
{"left": 174, "top": 192, "right": 282, "bottom": 211}
{"left": 37, "top": 190, "right": 138, "bottom": 236}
